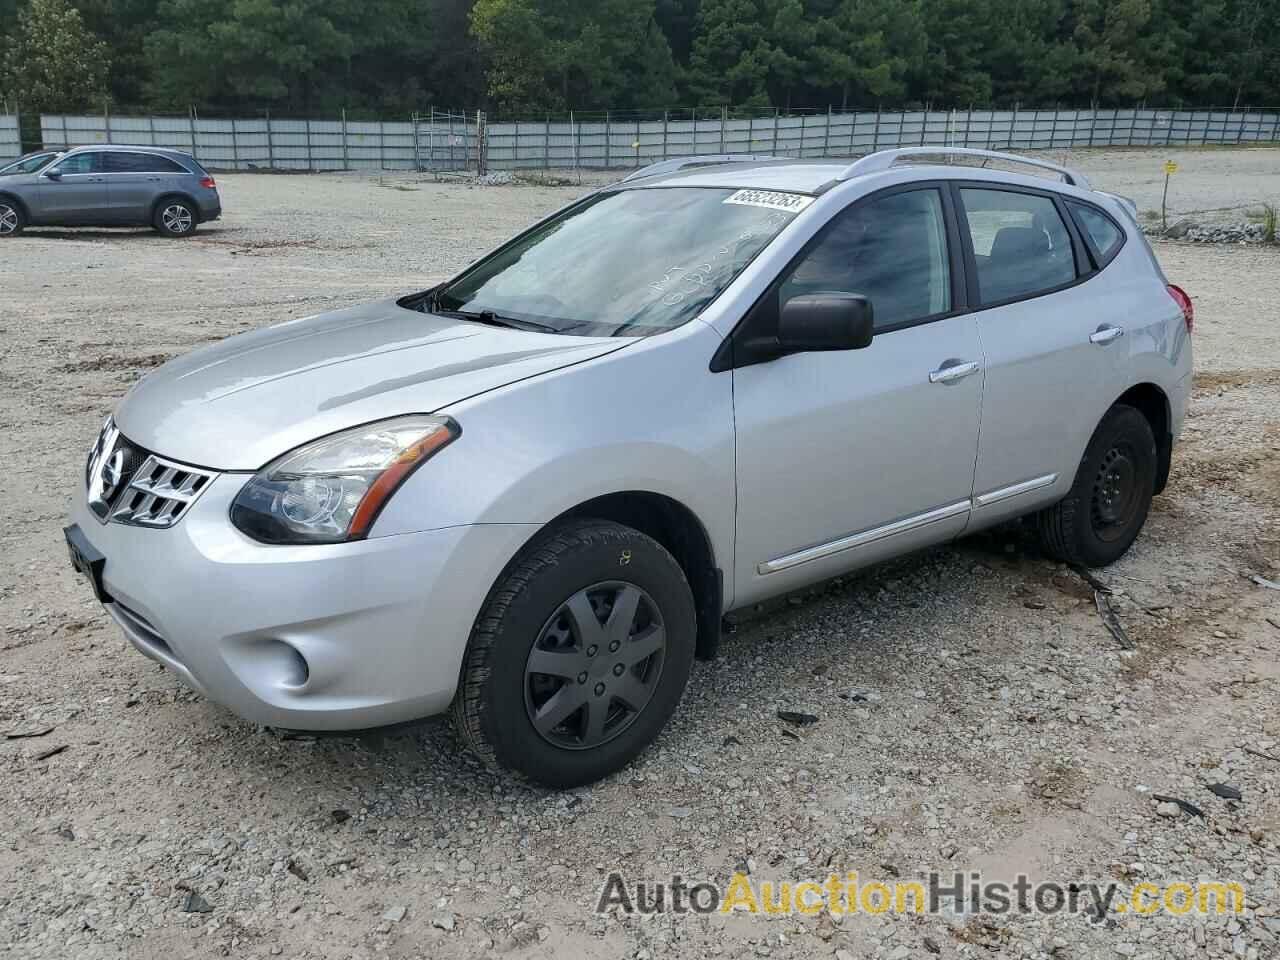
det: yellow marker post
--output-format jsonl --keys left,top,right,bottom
{"left": 1162, "top": 161, "right": 1178, "bottom": 233}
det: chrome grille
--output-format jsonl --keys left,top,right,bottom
{"left": 85, "top": 419, "right": 219, "bottom": 530}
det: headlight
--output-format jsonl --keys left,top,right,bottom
{"left": 230, "top": 415, "right": 460, "bottom": 544}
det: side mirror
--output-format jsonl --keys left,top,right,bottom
{"left": 778, "top": 293, "right": 874, "bottom": 352}
{"left": 44, "top": 168, "right": 62, "bottom": 180}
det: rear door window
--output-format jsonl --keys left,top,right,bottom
{"left": 1067, "top": 201, "right": 1124, "bottom": 265}
{"left": 104, "top": 152, "right": 188, "bottom": 173}
{"left": 960, "top": 188, "right": 1077, "bottom": 305}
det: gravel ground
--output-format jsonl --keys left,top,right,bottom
{"left": 1, "top": 148, "right": 1277, "bottom": 960}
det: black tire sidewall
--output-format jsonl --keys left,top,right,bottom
{"left": 477, "top": 528, "right": 696, "bottom": 787}
{"left": 1067, "top": 405, "right": 1157, "bottom": 566}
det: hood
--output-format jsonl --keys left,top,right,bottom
{"left": 114, "top": 298, "right": 627, "bottom": 469}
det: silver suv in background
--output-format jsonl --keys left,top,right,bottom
{"left": 65, "top": 148, "right": 1193, "bottom": 787}
{"left": 0, "top": 144, "right": 221, "bottom": 237}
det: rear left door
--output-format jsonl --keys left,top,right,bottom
{"left": 956, "top": 184, "right": 1116, "bottom": 528}
{"left": 103, "top": 151, "right": 188, "bottom": 222}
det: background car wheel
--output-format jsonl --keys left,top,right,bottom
{"left": 154, "top": 199, "right": 197, "bottom": 237}
{"left": 453, "top": 519, "right": 696, "bottom": 788}
{"left": 1036, "top": 403, "right": 1157, "bottom": 567}
{"left": 0, "top": 199, "right": 25, "bottom": 237}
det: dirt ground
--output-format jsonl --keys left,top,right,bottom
{"left": 0, "top": 148, "right": 1277, "bottom": 960}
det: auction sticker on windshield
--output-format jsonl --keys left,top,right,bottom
{"left": 723, "top": 189, "right": 815, "bottom": 213}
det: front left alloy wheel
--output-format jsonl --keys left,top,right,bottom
{"left": 0, "top": 199, "right": 25, "bottom": 237}
{"left": 453, "top": 520, "right": 696, "bottom": 788}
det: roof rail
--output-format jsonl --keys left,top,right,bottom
{"left": 837, "top": 147, "right": 1090, "bottom": 190}
{"left": 620, "top": 154, "right": 784, "bottom": 183}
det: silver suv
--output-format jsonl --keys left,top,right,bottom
{"left": 0, "top": 144, "right": 221, "bottom": 237}
{"left": 65, "top": 148, "right": 1192, "bottom": 787}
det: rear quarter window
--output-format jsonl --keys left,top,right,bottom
{"left": 1067, "top": 201, "right": 1125, "bottom": 266}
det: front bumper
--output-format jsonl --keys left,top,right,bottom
{"left": 69, "top": 473, "right": 533, "bottom": 730}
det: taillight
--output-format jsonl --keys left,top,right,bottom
{"left": 199, "top": 176, "right": 216, "bottom": 190}
{"left": 1168, "top": 284, "right": 1193, "bottom": 333}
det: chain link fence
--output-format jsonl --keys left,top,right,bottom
{"left": 35, "top": 109, "right": 480, "bottom": 172}
{"left": 14, "top": 105, "right": 1280, "bottom": 174}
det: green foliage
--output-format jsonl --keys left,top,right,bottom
{"left": 1, "top": 0, "right": 110, "bottom": 111}
{"left": 1, "top": 0, "right": 1278, "bottom": 114}
{"left": 471, "top": 0, "right": 677, "bottom": 112}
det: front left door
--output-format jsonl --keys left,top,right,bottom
{"left": 730, "top": 185, "right": 985, "bottom": 607}
{"left": 36, "top": 151, "right": 111, "bottom": 223}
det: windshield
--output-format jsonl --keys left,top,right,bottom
{"left": 434, "top": 187, "right": 805, "bottom": 336}
{"left": 0, "top": 152, "right": 58, "bottom": 175}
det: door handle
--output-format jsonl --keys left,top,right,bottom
{"left": 929, "top": 360, "right": 981, "bottom": 384}
{"left": 1090, "top": 325, "right": 1125, "bottom": 344}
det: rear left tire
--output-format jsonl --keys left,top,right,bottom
{"left": 154, "top": 199, "right": 197, "bottom": 237}
{"left": 1036, "top": 403, "right": 1157, "bottom": 567}
{"left": 453, "top": 519, "right": 696, "bottom": 788}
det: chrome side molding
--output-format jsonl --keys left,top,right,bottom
{"left": 758, "top": 499, "right": 971, "bottom": 575}
{"left": 972, "top": 473, "right": 1058, "bottom": 508}
{"left": 759, "top": 473, "right": 1060, "bottom": 575}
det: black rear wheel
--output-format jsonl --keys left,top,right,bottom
{"left": 1037, "top": 404, "right": 1157, "bottom": 567}
{"left": 154, "top": 199, "right": 197, "bottom": 237}
{"left": 453, "top": 520, "right": 696, "bottom": 788}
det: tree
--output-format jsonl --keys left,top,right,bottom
{"left": 471, "top": 0, "right": 677, "bottom": 112}
{"left": 684, "top": 0, "right": 774, "bottom": 106}
{"left": 144, "top": 0, "right": 357, "bottom": 111}
{"left": 1, "top": 0, "right": 111, "bottom": 111}
{"left": 810, "top": 0, "right": 926, "bottom": 108}
{"left": 1067, "top": 0, "right": 1167, "bottom": 104}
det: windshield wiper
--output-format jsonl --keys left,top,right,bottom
{"left": 442, "top": 307, "right": 560, "bottom": 334}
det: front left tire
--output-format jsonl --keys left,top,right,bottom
{"left": 0, "top": 198, "right": 25, "bottom": 237}
{"left": 453, "top": 519, "right": 696, "bottom": 788}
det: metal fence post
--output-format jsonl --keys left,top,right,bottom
{"left": 1271, "top": 112, "right": 1280, "bottom": 144}
{"left": 544, "top": 115, "right": 550, "bottom": 170}
{"left": 304, "top": 117, "right": 313, "bottom": 171}
{"left": 266, "top": 109, "right": 274, "bottom": 169}
{"left": 1088, "top": 105, "right": 1096, "bottom": 147}
{"left": 719, "top": 106, "right": 726, "bottom": 153}
{"left": 799, "top": 112, "right": 806, "bottom": 157}
{"left": 662, "top": 109, "right": 668, "bottom": 160}
{"left": 747, "top": 112, "right": 753, "bottom": 155}
{"left": 823, "top": 105, "right": 831, "bottom": 157}
{"left": 103, "top": 100, "right": 111, "bottom": 143}
{"left": 341, "top": 109, "right": 349, "bottom": 171}
{"left": 873, "top": 106, "right": 880, "bottom": 151}
{"left": 605, "top": 110, "right": 611, "bottom": 168}
{"left": 771, "top": 108, "right": 779, "bottom": 155}
{"left": 570, "top": 110, "right": 578, "bottom": 176}
{"left": 231, "top": 117, "right": 239, "bottom": 169}
{"left": 1009, "top": 103, "right": 1018, "bottom": 149}
{"left": 148, "top": 114, "right": 157, "bottom": 149}
{"left": 189, "top": 105, "right": 200, "bottom": 160}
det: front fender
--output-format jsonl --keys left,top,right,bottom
{"left": 371, "top": 321, "right": 737, "bottom": 598}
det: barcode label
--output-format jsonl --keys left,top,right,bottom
{"left": 723, "top": 189, "right": 814, "bottom": 213}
